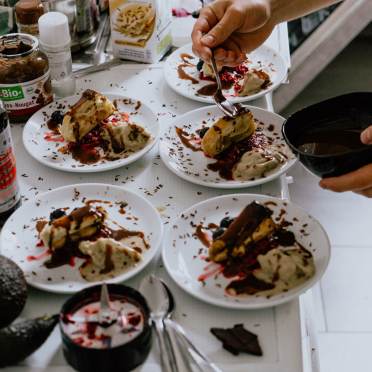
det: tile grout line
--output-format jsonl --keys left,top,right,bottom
{"left": 319, "top": 280, "right": 330, "bottom": 333}
{"left": 318, "top": 330, "right": 372, "bottom": 334}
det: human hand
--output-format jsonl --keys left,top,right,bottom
{"left": 319, "top": 126, "right": 372, "bottom": 197}
{"left": 191, "top": 0, "right": 274, "bottom": 66}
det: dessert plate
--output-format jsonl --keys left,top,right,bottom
{"left": 159, "top": 105, "right": 296, "bottom": 189}
{"left": 164, "top": 43, "right": 287, "bottom": 104}
{"left": 162, "top": 194, "right": 331, "bottom": 309}
{"left": 23, "top": 93, "right": 159, "bottom": 173}
{"left": 0, "top": 183, "right": 163, "bottom": 294}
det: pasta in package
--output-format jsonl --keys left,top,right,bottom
{"left": 110, "top": 0, "right": 172, "bottom": 63}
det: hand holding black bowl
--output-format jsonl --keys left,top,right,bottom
{"left": 319, "top": 125, "right": 372, "bottom": 197}
{"left": 282, "top": 92, "right": 372, "bottom": 198}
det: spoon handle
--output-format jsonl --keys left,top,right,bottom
{"left": 165, "top": 319, "right": 223, "bottom": 372}
{"left": 210, "top": 52, "right": 222, "bottom": 92}
{"left": 153, "top": 319, "right": 176, "bottom": 372}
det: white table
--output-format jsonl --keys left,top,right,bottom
{"left": 0, "top": 17, "right": 310, "bottom": 372}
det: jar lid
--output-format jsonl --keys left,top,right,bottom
{"left": 0, "top": 33, "right": 38, "bottom": 59}
{"left": 38, "top": 12, "right": 71, "bottom": 49}
{"left": 15, "top": 0, "right": 44, "bottom": 24}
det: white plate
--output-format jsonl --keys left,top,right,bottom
{"left": 0, "top": 183, "right": 163, "bottom": 294}
{"left": 159, "top": 105, "right": 296, "bottom": 189}
{"left": 162, "top": 194, "right": 331, "bottom": 309}
{"left": 164, "top": 43, "right": 287, "bottom": 104}
{"left": 23, "top": 93, "right": 159, "bottom": 173}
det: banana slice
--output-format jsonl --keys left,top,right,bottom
{"left": 79, "top": 238, "right": 142, "bottom": 281}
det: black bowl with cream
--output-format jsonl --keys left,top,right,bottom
{"left": 60, "top": 284, "right": 152, "bottom": 372}
{"left": 282, "top": 92, "right": 372, "bottom": 178}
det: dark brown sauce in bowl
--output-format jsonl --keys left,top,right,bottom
{"left": 296, "top": 129, "right": 366, "bottom": 156}
{"left": 282, "top": 92, "right": 372, "bottom": 178}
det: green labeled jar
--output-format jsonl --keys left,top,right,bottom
{"left": 0, "top": 33, "right": 53, "bottom": 123}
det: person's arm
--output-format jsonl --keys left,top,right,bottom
{"left": 192, "top": 0, "right": 342, "bottom": 64}
{"left": 271, "top": 0, "right": 341, "bottom": 24}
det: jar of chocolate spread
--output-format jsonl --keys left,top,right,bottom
{"left": 0, "top": 33, "right": 53, "bottom": 123}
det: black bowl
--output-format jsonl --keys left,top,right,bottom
{"left": 282, "top": 92, "right": 372, "bottom": 178}
{"left": 60, "top": 284, "right": 152, "bottom": 372}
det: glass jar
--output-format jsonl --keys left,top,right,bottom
{"left": 0, "top": 33, "right": 53, "bottom": 123}
{"left": 15, "top": 0, "right": 45, "bottom": 36}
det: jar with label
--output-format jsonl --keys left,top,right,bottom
{"left": 0, "top": 99, "right": 21, "bottom": 227}
{"left": 15, "top": 0, "right": 44, "bottom": 36}
{"left": 0, "top": 33, "right": 53, "bottom": 123}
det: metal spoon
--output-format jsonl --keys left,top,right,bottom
{"left": 210, "top": 51, "right": 242, "bottom": 118}
{"left": 161, "top": 281, "right": 223, "bottom": 372}
{"left": 139, "top": 275, "right": 178, "bottom": 372}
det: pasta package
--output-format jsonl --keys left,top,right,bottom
{"left": 110, "top": 0, "right": 172, "bottom": 63}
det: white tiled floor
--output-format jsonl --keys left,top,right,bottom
{"left": 289, "top": 162, "right": 372, "bottom": 372}
{"left": 283, "top": 29, "right": 372, "bottom": 370}
{"left": 288, "top": 164, "right": 372, "bottom": 247}
{"left": 321, "top": 247, "right": 372, "bottom": 332}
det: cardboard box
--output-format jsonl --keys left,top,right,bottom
{"left": 110, "top": 0, "right": 172, "bottom": 63}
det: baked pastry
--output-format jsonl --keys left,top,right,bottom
{"left": 59, "top": 89, "right": 115, "bottom": 142}
{"left": 204, "top": 202, "right": 315, "bottom": 297}
{"left": 209, "top": 202, "right": 275, "bottom": 262}
{"left": 79, "top": 238, "right": 142, "bottom": 281}
{"left": 201, "top": 109, "right": 256, "bottom": 157}
{"left": 39, "top": 205, "right": 107, "bottom": 251}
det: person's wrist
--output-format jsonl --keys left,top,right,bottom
{"left": 267, "top": 0, "right": 284, "bottom": 25}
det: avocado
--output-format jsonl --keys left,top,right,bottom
{"left": 0, "top": 314, "right": 58, "bottom": 367}
{"left": 0, "top": 255, "right": 27, "bottom": 328}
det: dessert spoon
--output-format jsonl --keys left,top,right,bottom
{"left": 161, "top": 280, "right": 223, "bottom": 372}
{"left": 139, "top": 275, "right": 178, "bottom": 372}
{"left": 210, "top": 51, "right": 242, "bottom": 118}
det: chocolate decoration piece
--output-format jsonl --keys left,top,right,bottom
{"left": 210, "top": 324, "right": 262, "bottom": 356}
{"left": 219, "top": 202, "right": 272, "bottom": 247}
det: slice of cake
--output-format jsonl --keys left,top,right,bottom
{"left": 59, "top": 89, "right": 115, "bottom": 142}
{"left": 39, "top": 205, "right": 107, "bottom": 251}
{"left": 209, "top": 202, "right": 276, "bottom": 262}
{"left": 201, "top": 109, "right": 256, "bottom": 157}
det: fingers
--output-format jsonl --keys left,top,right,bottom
{"left": 191, "top": 14, "right": 215, "bottom": 61}
{"left": 214, "top": 39, "right": 245, "bottom": 66}
{"left": 361, "top": 125, "right": 372, "bottom": 144}
{"left": 201, "top": 6, "right": 244, "bottom": 48}
{"left": 319, "top": 163, "right": 372, "bottom": 192}
{"left": 354, "top": 188, "right": 372, "bottom": 198}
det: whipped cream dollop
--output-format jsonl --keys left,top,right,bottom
{"left": 232, "top": 147, "right": 286, "bottom": 180}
